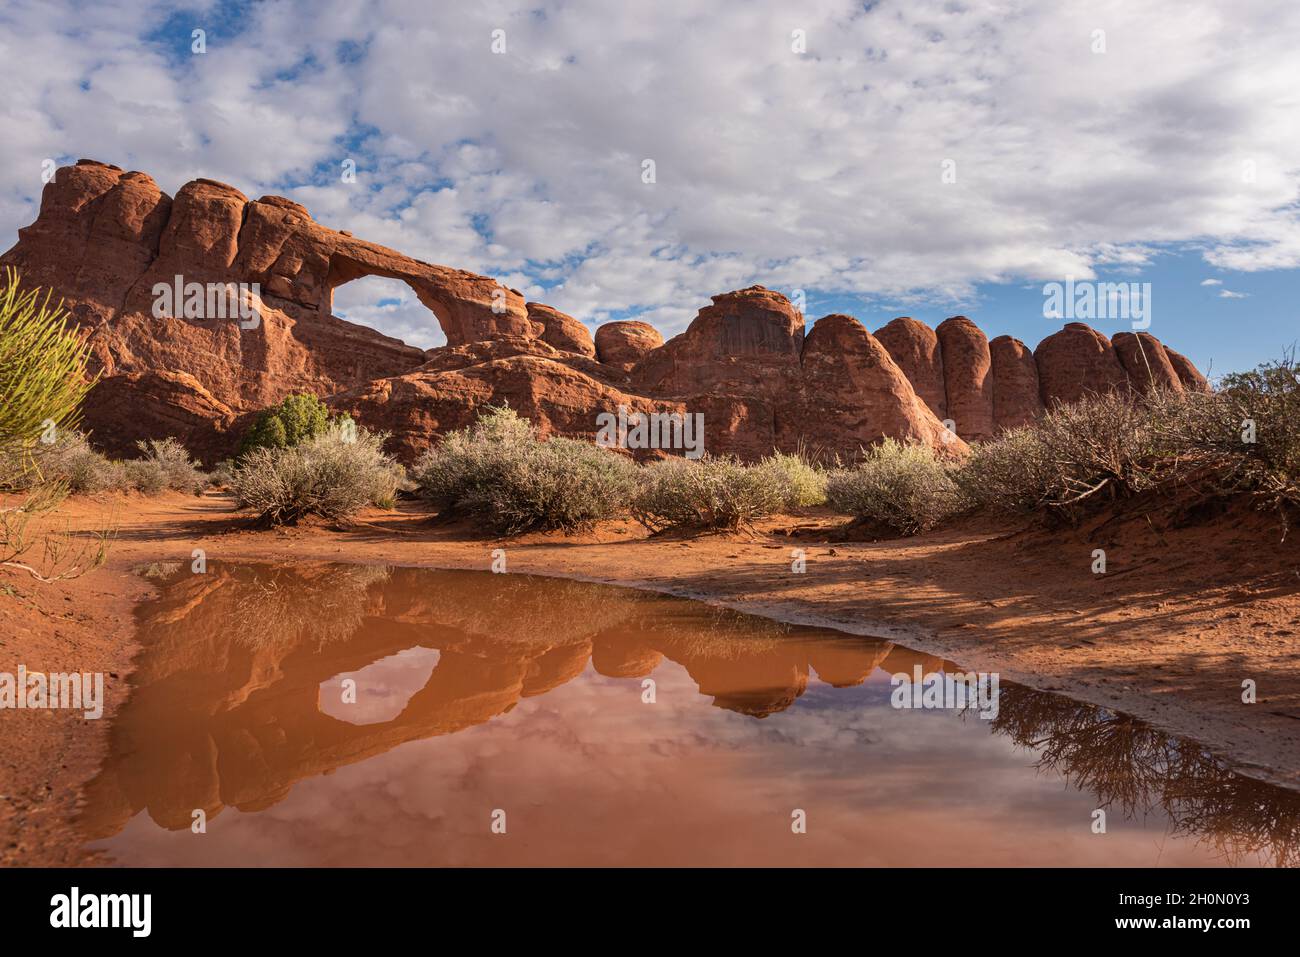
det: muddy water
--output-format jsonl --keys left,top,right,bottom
{"left": 77, "top": 562, "right": 1299, "bottom": 867}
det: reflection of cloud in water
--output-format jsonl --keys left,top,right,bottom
{"left": 320, "top": 648, "right": 442, "bottom": 726}
{"left": 78, "top": 562, "right": 1300, "bottom": 867}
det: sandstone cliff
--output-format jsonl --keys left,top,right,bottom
{"left": 1, "top": 160, "right": 1207, "bottom": 463}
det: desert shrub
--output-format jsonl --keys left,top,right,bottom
{"left": 209, "top": 459, "right": 238, "bottom": 488}
{"left": 631, "top": 455, "right": 787, "bottom": 531}
{"left": 752, "top": 450, "right": 828, "bottom": 508}
{"left": 412, "top": 406, "right": 638, "bottom": 534}
{"left": 0, "top": 482, "right": 111, "bottom": 583}
{"left": 57, "top": 439, "right": 128, "bottom": 493}
{"left": 411, "top": 405, "right": 534, "bottom": 508}
{"left": 1189, "top": 358, "right": 1300, "bottom": 501}
{"left": 826, "top": 438, "right": 962, "bottom": 535}
{"left": 958, "top": 360, "right": 1300, "bottom": 522}
{"left": 957, "top": 391, "right": 1165, "bottom": 520}
{"left": 238, "top": 393, "right": 352, "bottom": 457}
{"left": 4, "top": 432, "right": 211, "bottom": 496}
{"left": 0, "top": 269, "right": 96, "bottom": 484}
{"left": 123, "top": 458, "right": 168, "bottom": 494}
{"left": 130, "top": 438, "right": 208, "bottom": 495}
{"left": 955, "top": 427, "right": 1055, "bottom": 515}
{"left": 232, "top": 426, "right": 404, "bottom": 525}
{"left": 2, "top": 431, "right": 121, "bottom": 493}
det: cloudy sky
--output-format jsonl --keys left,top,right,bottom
{"left": 1, "top": 0, "right": 1297, "bottom": 371}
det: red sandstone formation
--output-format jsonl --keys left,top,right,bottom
{"left": 80, "top": 370, "right": 238, "bottom": 459}
{"left": 594, "top": 320, "right": 664, "bottom": 369}
{"left": 0, "top": 159, "right": 1209, "bottom": 461}
{"left": 327, "top": 337, "right": 686, "bottom": 463}
{"left": 799, "top": 315, "right": 966, "bottom": 456}
{"left": 528, "top": 302, "right": 595, "bottom": 358}
{"left": 1111, "top": 331, "right": 1183, "bottom": 393}
{"left": 935, "top": 316, "right": 995, "bottom": 441}
{"left": 988, "top": 335, "right": 1044, "bottom": 431}
{"left": 874, "top": 317, "right": 947, "bottom": 420}
{"left": 632, "top": 286, "right": 804, "bottom": 394}
{"left": 1034, "top": 322, "right": 1131, "bottom": 407}
{"left": 1165, "top": 346, "right": 1211, "bottom": 392}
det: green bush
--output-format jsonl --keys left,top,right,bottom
{"left": 0, "top": 269, "right": 96, "bottom": 482}
{"left": 412, "top": 406, "right": 638, "bottom": 534}
{"left": 238, "top": 393, "right": 352, "bottom": 457}
{"left": 632, "top": 455, "right": 787, "bottom": 531}
{"left": 826, "top": 438, "right": 961, "bottom": 535}
{"left": 751, "top": 450, "right": 828, "bottom": 509}
{"left": 232, "top": 426, "right": 404, "bottom": 525}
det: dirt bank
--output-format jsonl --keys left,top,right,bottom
{"left": 3, "top": 489, "right": 1298, "bottom": 864}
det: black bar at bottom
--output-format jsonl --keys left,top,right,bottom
{"left": 0, "top": 866, "right": 1287, "bottom": 943}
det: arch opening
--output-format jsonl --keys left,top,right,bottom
{"left": 328, "top": 274, "right": 448, "bottom": 351}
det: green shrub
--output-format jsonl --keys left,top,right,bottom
{"left": 0, "top": 269, "right": 96, "bottom": 483}
{"left": 631, "top": 455, "right": 787, "bottom": 531}
{"left": 238, "top": 393, "right": 352, "bottom": 457}
{"left": 232, "top": 426, "right": 404, "bottom": 525}
{"left": 412, "top": 406, "right": 638, "bottom": 534}
{"left": 826, "top": 438, "right": 961, "bottom": 535}
{"left": 752, "top": 450, "right": 828, "bottom": 509}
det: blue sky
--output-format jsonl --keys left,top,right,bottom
{"left": 2, "top": 0, "right": 1297, "bottom": 374}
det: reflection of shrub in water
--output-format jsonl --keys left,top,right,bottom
{"left": 384, "top": 569, "right": 647, "bottom": 648}
{"left": 226, "top": 563, "right": 393, "bottom": 650}
{"left": 989, "top": 684, "right": 1300, "bottom": 866}
{"left": 374, "top": 569, "right": 798, "bottom": 660}
{"left": 649, "top": 604, "right": 795, "bottom": 660}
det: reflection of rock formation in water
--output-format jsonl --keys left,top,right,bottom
{"left": 78, "top": 563, "right": 894, "bottom": 839}
{"left": 79, "top": 562, "right": 1300, "bottom": 866}
{"left": 986, "top": 684, "right": 1300, "bottom": 867}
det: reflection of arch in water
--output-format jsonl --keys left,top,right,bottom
{"left": 77, "top": 562, "right": 1300, "bottom": 866}
{"left": 77, "top": 563, "right": 898, "bottom": 840}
